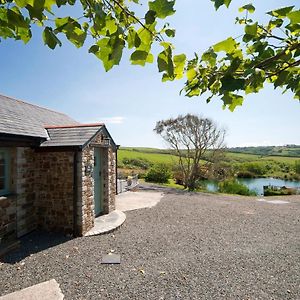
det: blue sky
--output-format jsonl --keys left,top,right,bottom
{"left": 0, "top": 0, "right": 299, "bottom": 148}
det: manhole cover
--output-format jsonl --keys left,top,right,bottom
{"left": 101, "top": 253, "right": 121, "bottom": 264}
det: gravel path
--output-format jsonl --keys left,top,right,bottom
{"left": 1, "top": 190, "right": 300, "bottom": 300}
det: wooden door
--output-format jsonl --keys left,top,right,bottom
{"left": 94, "top": 148, "right": 103, "bottom": 216}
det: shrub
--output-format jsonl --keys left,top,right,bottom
{"left": 122, "top": 157, "right": 152, "bottom": 170}
{"left": 145, "top": 164, "right": 172, "bottom": 183}
{"left": 264, "top": 186, "right": 296, "bottom": 196}
{"left": 244, "top": 162, "right": 266, "bottom": 176}
{"left": 173, "top": 169, "right": 184, "bottom": 185}
{"left": 236, "top": 170, "right": 255, "bottom": 178}
{"left": 295, "top": 160, "right": 300, "bottom": 175}
{"left": 218, "top": 179, "right": 256, "bottom": 196}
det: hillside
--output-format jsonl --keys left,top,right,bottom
{"left": 118, "top": 147, "right": 300, "bottom": 181}
{"left": 227, "top": 145, "right": 300, "bottom": 157}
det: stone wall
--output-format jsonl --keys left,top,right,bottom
{"left": 0, "top": 147, "right": 17, "bottom": 248}
{"left": 0, "top": 147, "right": 36, "bottom": 249}
{"left": 15, "top": 147, "right": 36, "bottom": 237}
{"left": 102, "top": 147, "right": 116, "bottom": 213}
{"left": 1, "top": 147, "right": 76, "bottom": 244}
{"left": 0, "top": 195, "right": 16, "bottom": 248}
{"left": 0, "top": 129, "right": 117, "bottom": 240}
{"left": 78, "top": 147, "right": 94, "bottom": 235}
{"left": 92, "top": 131, "right": 116, "bottom": 214}
{"left": 35, "top": 151, "right": 74, "bottom": 234}
{"left": 78, "top": 130, "right": 117, "bottom": 235}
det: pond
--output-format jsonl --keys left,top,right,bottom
{"left": 203, "top": 178, "right": 300, "bottom": 195}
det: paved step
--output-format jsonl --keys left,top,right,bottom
{"left": 84, "top": 210, "right": 126, "bottom": 237}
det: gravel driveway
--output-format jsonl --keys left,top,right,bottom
{"left": 1, "top": 190, "right": 300, "bottom": 300}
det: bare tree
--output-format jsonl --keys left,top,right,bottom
{"left": 154, "top": 114, "right": 226, "bottom": 191}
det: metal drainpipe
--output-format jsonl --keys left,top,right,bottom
{"left": 115, "top": 145, "right": 120, "bottom": 195}
{"left": 72, "top": 150, "right": 78, "bottom": 237}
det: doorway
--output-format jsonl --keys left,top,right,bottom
{"left": 94, "top": 148, "right": 103, "bottom": 216}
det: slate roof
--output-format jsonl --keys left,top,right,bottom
{"left": 0, "top": 94, "right": 116, "bottom": 149}
{"left": 41, "top": 124, "right": 103, "bottom": 147}
{"left": 0, "top": 94, "right": 79, "bottom": 138}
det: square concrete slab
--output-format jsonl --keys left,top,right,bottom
{"left": 0, "top": 279, "right": 64, "bottom": 300}
{"left": 101, "top": 253, "right": 121, "bottom": 264}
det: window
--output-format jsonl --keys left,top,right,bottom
{"left": 0, "top": 149, "right": 9, "bottom": 196}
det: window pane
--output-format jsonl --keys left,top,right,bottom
{"left": 0, "top": 164, "right": 4, "bottom": 177}
{"left": 0, "top": 178, "right": 4, "bottom": 190}
{"left": 0, "top": 150, "right": 8, "bottom": 194}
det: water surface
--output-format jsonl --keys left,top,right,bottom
{"left": 202, "top": 178, "right": 300, "bottom": 195}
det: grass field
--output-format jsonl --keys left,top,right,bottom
{"left": 119, "top": 147, "right": 300, "bottom": 166}
{"left": 224, "top": 152, "right": 300, "bottom": 164}
{"left": 118, "top": 148, "right": 179, "bottom": 166}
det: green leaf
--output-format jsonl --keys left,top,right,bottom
{"left": 274, "top": 71, "right": 289, "bottom": 88}
{"left": 93, "top": 38, "right": 114, "bottom": 71}
{"left": 268, "top": 18, "right": 284, "bottom": 29}
{"left": 173, "top": 54, "right": 186, "bottom": 79}
{"left": 137, "top": 24, "right": 153, "bottom": 49}
{"left": 25, "top": 0, "right": 48, "bottom": 21}
{"left": 88, "top": 44, "right": 99, "bottom": 54}
{"left": 221, "top": 75, "right": 245, "bottom": 92}
{"left": 239, "top": 4, "right": 255, "bottom": 14}
{"left": 44, "top": 0, "right": 56, "bottom": 12}
{"left": 109, "top": 35, "right": 125, "bottom": 66}
{"left": 213, "top": 37, "right": 237, "bottom": 53}
{"left": 16, "top": 26, "right": 32, "bottom": 43}
{"left": 55, "top": 17, "right": 87, "bottom": 48}
{"left": 130, "top": 50, "right": 148, "bottom": 62}
{"left": 221, "top": 92, "right": 243, "bottom": 111}
{"left": 287, "top": 10, "right": 300, "bottom": 25}
{"left": 14, "top": 0, "right": 30, "bottom": 8}
{"left": 148, "top": 0, "right": 175, "bottom": 19}
{"left": 7, "top": 7, "right": 28, "bottom": 28}
{"left": 186, "top": 68, "right": 197, "bottom": 81}
{"left": 157, "top": 45, "right": 174, "bottom": 78}
{"left": 165, "top": 29, "right": 175, "bottom": 37}
{"left": 245, "top": 22, "right": 257, "bottom": 36}
{"left": 145, "top": 10, "right": 156, "bottom": 24}
{"left": 267, "top": 6, "right": 294, "bottom": 18}
{"left": 201, "top": 48, "right": 217, "bottom": 66}
{"left": 43, "top": 26, "right": 61, "bottom": 49}
{"left": 106, "top": 18, "right": 118, "bottom": 34}
{"left": 0, "top": 26, "right": 15, "bottom": 40}
{"left": 56, "top": 0, "right": 67, "bottom": 7}
{"left": 212, "top": 0, "right": 232, "bottom": 10}
{"left": 127, "top": 29, "right": 141, "bottom": 49}
{"left": 55, "top": 17, "right": 69, "bottom": 29}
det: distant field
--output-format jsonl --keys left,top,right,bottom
{"left": 118, "top": 147, "right": 300, "bottom": 167}
{"left": 118, "top": 148, "right": 179, "bottom": 166}
{"left": 224, "top": 152, "right": 300, "bottom": 164}
{"left": 228, "top": 145, "right": 300, "bottom": 157}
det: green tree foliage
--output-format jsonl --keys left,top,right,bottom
{"left": 183, "top": 1, "right": 300, "bottom": 110}
{"left": 218, "top": 179, "right": 256, "bottom": 196}
{"left": 0, "top": 0, "right": 181, "bottom": 73}
{"left": 295, "top": 160, "right": 300, "bottom": 175}
{"left": 1, "top": 0, "right": 299, "bottom": 107}
{"left": 154, "top": 114, "right": 226, "bottom": 191}
{"left": 144, "top": 163, "right": 171, "bottom": 183}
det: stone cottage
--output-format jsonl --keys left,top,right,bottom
{"left": 0, "top": 94, "right": 117, "bottom": 254}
